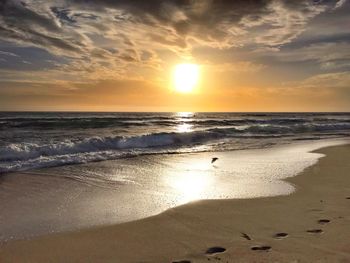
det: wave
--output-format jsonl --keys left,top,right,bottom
{"left": 0, "top": 131, "right": 226, "bottom": 173}
{"left": 211, "top": 122, "right": 350, "bottom": 134}
{"left": 0, "top": 131, "right": 221, "bottom": 162}
{"left": 4, "top": 116, "right": 350, "bottom": 130}
{"left": 1, "top": 122, "right": 349, "bottom": 173}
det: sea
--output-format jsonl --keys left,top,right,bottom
{"left": 1, "top": 112, "right": 350, "bottom": 174}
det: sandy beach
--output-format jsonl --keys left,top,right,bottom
{"left": 1, "top": 144, "right": 349, "bottom": 262}
{"left": 1, "top": 0, "right": 350, "bottom": 261}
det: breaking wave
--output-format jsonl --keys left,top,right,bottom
{"left": 1, "top": 121, "right": 350, "bottom": 173}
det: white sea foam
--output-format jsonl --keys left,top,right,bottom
{"left": 0, "top": 112, "right": 350, "bottom": 173}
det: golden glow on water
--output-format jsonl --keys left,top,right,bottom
{"left": 176, "top": 123, "right": 193, "bottom": 133}
{"left": 176, "top": 112, "right": 194, "bottom": 118}
{"left": 176, "top": 112, "right": 194, "bottom": 132}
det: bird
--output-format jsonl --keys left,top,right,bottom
{"left": 241, "top": 232, "right": 252, "bottom": 241}
{"left": 211, "top": 157, "right": 219, "bottom": 164}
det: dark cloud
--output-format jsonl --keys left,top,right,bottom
{"left": 0, "top": 0, "right": 335, "bottom": 58}
{"left": 0, "top": 0, "right": 87, "bottom": 57}
{"left": 51, "top": 7, "right": 77, "bottom": 24}
{"left": 80, "top": 0, "right": 332, "bottom": 44}
{"left": 0, "top": 0, "right": 61, "bottom": 32}
{"left": 78, "top": 0, "right": 272, "bottom": 46}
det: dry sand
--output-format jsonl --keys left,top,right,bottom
{"left": 1, "top": 144, "right": 350, "bottom": 263}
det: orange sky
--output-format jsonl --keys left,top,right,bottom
{"left": 0, "top": 0, "right": 349, "bottom": 112}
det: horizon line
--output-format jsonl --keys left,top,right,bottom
{"left": 1, "top": 111, "right": 350, "bottom": 114}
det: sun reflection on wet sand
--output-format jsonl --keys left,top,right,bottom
{"left": 166, "top": 159, "right": 214, "bottom": 204}
{"left": 170, "top": 171, "right": 213, "bottom": 204}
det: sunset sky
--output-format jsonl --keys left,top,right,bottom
{"left": 0, "top": 0, "right": 349, "bottom": 112}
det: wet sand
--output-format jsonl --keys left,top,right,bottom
{"left": 1, "top": 144, "right": 350, "bottom": 262}
{"left": 3, "top": 140, "right": 345, "bottom": 241}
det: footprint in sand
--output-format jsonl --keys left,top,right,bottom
{"left": 307, "top": 229, "right": 323, "bottom": 234}
{"left": 251, "top": 245, "right": 271, "bottom": 251}
{"left": 273, "top": 232, "right": 288, "bottom": 239}
{"left": 206, "top": 247, "right": 226, "bottom": 255}
{"left": 172, "top": 260, "right": 191, "bottom": 263}
{"left": 318, "top": 219, "right": 330, "bottom": 225}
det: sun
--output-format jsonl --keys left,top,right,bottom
{"left": 173, "top": 63, "right": 199, "bottom": 93}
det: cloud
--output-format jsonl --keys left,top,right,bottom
{"left": 204, "top": 61, "right": 265, "bottom": 73}
{"left": 252, "top": 1, "right": 326, "bottom": 47}
{"left": 0, "top": 50, "right": 19, "bottom": 57}
{"left": 334, "top": 0, "right": 347, "bottom": 10}
{"left": 260, "top": 42, "right": 350, "bottom": 70}
{"left": 0, "top": 1, "right": 335, "bottom": 55}
{"left": 292, "top": 71, "right": 350, "bottom": 89}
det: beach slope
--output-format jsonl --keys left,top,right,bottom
{"left": 1, "top": 145, "right": 350, "bottom": 262}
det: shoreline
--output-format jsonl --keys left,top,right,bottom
{"left": 0, "top": 138, "right": 347, "bottom": 242}
{"left": 1, "top": 143, "right": 350, "bottom": 262}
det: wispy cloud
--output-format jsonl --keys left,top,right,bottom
{"left": 334, "top": 0, "right": 347, "bottom": 10}
{"left": 0, "top": 50, "right": 19, "bottom": 57}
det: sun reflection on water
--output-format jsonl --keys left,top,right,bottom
{"left": 176, "top": 112, "right": 194, "bottom": 118}
{"left": 176, "top": 112, "right": 194, "bottom": 133}
{"left": 176, "top": 123, "right": 193, "bottom": 133}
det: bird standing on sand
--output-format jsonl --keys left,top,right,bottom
{"left": 211, "top": 157, "right": 219, "bottom": 164}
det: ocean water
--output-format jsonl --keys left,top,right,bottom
{"left": 1, "top": 112, "right": 350, "bottom": 174}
